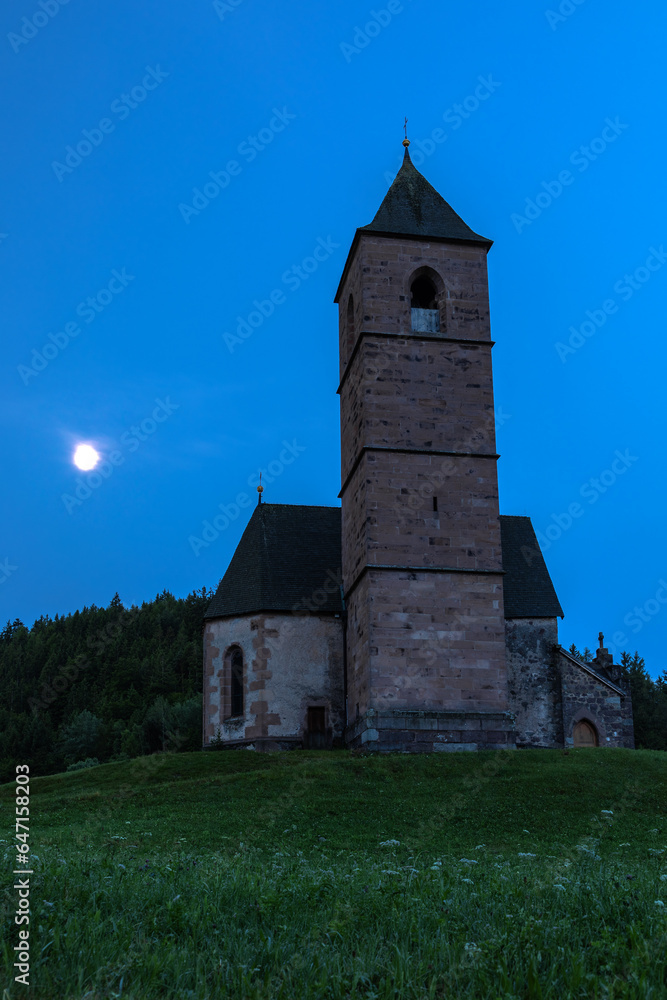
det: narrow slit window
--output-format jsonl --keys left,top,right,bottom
{"left": 346, "top": 294, "right": 355, "bottom": 356}
{"left": 230, "top": 648, "right": 244, "bottom": 717}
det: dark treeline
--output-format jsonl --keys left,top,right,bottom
{"left": 0, "top": 589, "right": 212, "bottom": 782}
{"left": 568, "top": 644, "right": 667, "bottom": 750}
{"left": 1, "top": 598, "right": 665, "bottom": 784}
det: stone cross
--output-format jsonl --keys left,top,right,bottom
{"left": 598, "top": 631, "right": 604, "bottom": 649}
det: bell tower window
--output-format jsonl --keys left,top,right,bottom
{"left": 411, "top": 275, "right": 440, "bottom": 333}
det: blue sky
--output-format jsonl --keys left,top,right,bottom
{"left": 1, "top": 0, "right": 665, "bottom": 676}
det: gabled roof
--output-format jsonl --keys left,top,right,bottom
{"left": 204, "top": 504, "right": 343, "bottom": 619}
{"left": 558, "top": 647, "right": 627, "bottom": 696}
{"left": 500, "top": 516, "right": 564, "bottom": 618}
{"left": 206, "top": 506, "right": 564, "bottom": 622}
{"left": 362, "top": 148, "right": 492, "bottom": 246}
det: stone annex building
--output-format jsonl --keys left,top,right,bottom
{"left": 203, "top": 143, "right": 635, "bottom": 754}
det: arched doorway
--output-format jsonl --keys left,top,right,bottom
{"left": 573, "top": 719, "right": 598, "bottom": 747}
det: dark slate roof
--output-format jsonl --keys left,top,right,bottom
{"left": 204, "top": 504, "right": 343, "bottom": 619}
{"left": 206, "top": 506, "right": 563, "bottom": 622}
{"left": 500, "top": 516, "right": 564, "bottom": 619}
{"left": 361, "top": 148, "right": 492, "bottom": 246}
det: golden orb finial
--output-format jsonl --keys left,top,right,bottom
{"left": 257, "top": 472, "right": 264, "bottom": 505}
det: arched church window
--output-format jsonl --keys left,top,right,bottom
{"left": 411, "top": 275, "right": 440, "bottom": 332}
{"left": 230, "top": 647, "right": 244, "bottom": 717}
{"left": 573, "top": 719, "right": 598, "bottom": 747}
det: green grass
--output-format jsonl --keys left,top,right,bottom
{"left": 1, "top": 748, "right": 666, "bottom": 998}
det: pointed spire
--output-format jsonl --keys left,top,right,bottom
{"left": 361, "top": 142, "right": 491, "bottom": 246}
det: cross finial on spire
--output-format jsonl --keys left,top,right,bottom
{"left": 598, "top": 631, "right": 604, "bottom": 649}
{"left": 257, "top": 472, "right": 263, "bottom": 505}
{"left": 403, "top": 117, "right": 410, "bottom": 148}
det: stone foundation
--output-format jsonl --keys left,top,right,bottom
{"left": 345, "top": 708, "right": 515, "bottom": 752}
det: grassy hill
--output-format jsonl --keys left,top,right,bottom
{"left": 2, "top": 749, "right": 666, "bottom": 998}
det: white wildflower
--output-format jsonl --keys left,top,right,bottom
{"left": 379, "top": 840, "right": 401, "bottom": 847}
{"left": 118, "top": 864, "right": 126, "bottom": 870}
{"left": 172, "top": 895, "right": 181, "bottom": 903}
{"left": 459, "top": 858, "right": 479, "bottom": 864}
{"left": 654, "top": 900, "right": 665, "bottom": 907}
{"left": 554, "top": 885, "right": 566, "bottom": 891}
{"left": 660, "top": 874, "right": 667, "bottom": 881}
{"left": 601, "top": 810, "right": 614, "bottom": 815}
{"left": 518, "top": 852, "right": 537, "bottom": 858}
{"left": 461, "top": 878, "right": 474, "bottom": 884}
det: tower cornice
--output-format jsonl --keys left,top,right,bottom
{"left": 336, "top": 329, "right": 496, "bottom": 396}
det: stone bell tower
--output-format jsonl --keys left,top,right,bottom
{"left": 335, "top": 142, "right": 514, "bottom": 752}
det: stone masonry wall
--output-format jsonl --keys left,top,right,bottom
{"left": 338, "top": 232, "right": 511, "bottom": 746}
{"left": 345, "top": 568, "right": 508, "bottom": 717}
{"left": 203, "top": 613, "right": 345, "bottom": 750}
{"left": 559, "top": 652, "right": 634, "bottom": 749}
{"left": 339, "top": 336, "right": 497, "bottom": 488}
{"left": 505, "top": 618, "right": 562, "bottom": 748}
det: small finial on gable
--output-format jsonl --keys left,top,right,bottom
{"left": 403, "top": 116, "right": 410, "bottom": 148}
{"left": 257, "top": 472, "right": 263, "bottom": 505}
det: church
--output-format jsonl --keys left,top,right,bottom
{"left": 202, "top": 141, "right": 635, "bottom": 754}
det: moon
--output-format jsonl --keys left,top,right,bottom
{"left": 73, "top": 444, "right": 100, "bottom": 471}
